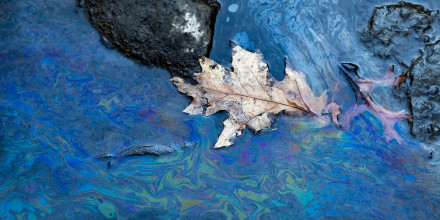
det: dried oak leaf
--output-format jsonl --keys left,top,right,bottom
{"left": 172, "top": 45, "right": 328, "bottom": 148}
{"left": 339, "top": 63, "right": 411, "bottom": 144}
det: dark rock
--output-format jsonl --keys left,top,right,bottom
{"left": 361, "top": 1, "right": 439, "bottom": 66}
{"left": 403, "top": 40, "right": 440, "bottom": 139}
{"left": 80, "top": 0, "right": 220, "bottom": 77}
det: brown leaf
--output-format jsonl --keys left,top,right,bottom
{"left": 325, "top": 102, "right": 342, "bottom": 126}
{"left": 393, "top": 74, "right": 408, "bottom": 87}
{"left": 172, "top": 45, "right": 328, "bottom": 148}
{"left": 324, "top": 83, "right": 342, "bottom": 127}
{"left": 339, "top": 63, "right": 411, "bottom": 144}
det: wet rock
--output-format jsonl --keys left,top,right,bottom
{"left": 361, "top": 1, "right": 439, "bottom": 66}
{"left": 80, "top": 0, "right": 220, "bottom": 77}
{"left": 362, "top": 2, "right": 440, "bottom": 140}
{"left": 403, "top": 40, "right": 440, "bottom": 139}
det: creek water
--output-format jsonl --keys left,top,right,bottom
{"left": 1, "top": 0, "right": 440, "bottom": 218}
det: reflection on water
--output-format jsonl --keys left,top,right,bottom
{"left": 1, "top": 0, "right": 440, "bottom": 218}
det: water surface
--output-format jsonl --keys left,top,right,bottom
{"left": 1, "top": 0, "right": 440, "bottom": 219}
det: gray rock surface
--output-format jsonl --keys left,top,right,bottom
{"left": 361, "top": 1, "right": 439, "bottom": 67}
{"left": 404, "top": 40, "right": 440, "bottom": 138}
{"left": 79, "top": 0, "right": 220, "bottom": 77}
{"left": 362, "top": 2, "right": 440, "bottom": 139}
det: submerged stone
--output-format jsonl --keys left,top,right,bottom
{"left": 79, "top": 0, "right": 220, "bottom": 77}
{"left": 403, "top": 40, "right": 440, "bottom": 139}
{"left": 362, "top": 2, "right": 440, "bottom": 140}
{"left": 361, "top": 1, "right": 439, "bottom": 66}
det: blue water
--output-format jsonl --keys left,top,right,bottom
{"left": 1, "top": 0, "right": 440, "bottom": 219}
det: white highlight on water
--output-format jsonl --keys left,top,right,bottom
{"left": 228, "top": 4, "right": 239, "bottom": 13}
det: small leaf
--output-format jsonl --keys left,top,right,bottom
{"left": 393, "top": 74, "right": 408, "bottom": 87}
{"left": 339, "top": 63, "right": 411, "bottom": 144}
{"left": 325, "top": 102, "right": 342, "bottom": 126}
